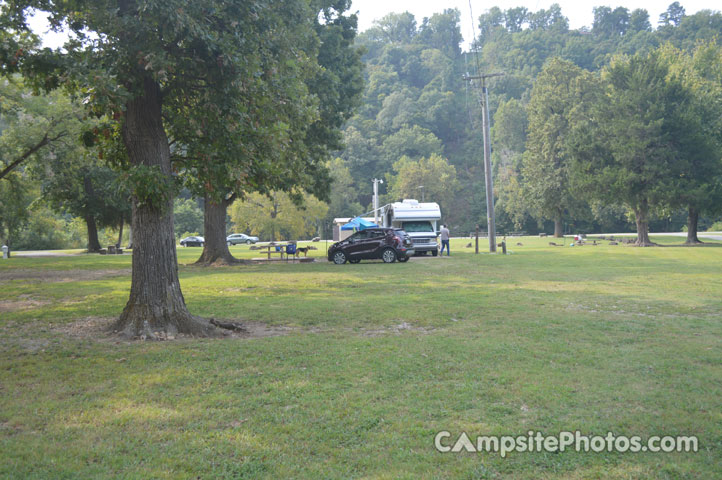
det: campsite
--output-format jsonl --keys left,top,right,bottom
{"left": 2, "top": 236, "right": 721, "bottom": 478}
{"left": 2, "top": 1, "right": 722, "bottom": 478}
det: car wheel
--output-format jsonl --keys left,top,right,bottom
{"left": 398, "top": 255, "right": 409, "bottom": 263}
{"left": 246, "top": 240, "right": 252, "bottom": 245}
{"left": 349, "top": 259, "right": 360, "bottom": 264}
{"left": 333, "top": 251, "right": 347, "bottom": 264}
{"left": 431, "top": 249, "right": 438, "bottom": 257}
{"left": 227, "top": 241, "right": 232, "bottom": 246}
{"left": 381, "top": 248, "right": 396, "bottom": 263}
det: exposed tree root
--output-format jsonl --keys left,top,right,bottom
{"left": 194, "top": 255, "right": 254, "bottom": 267}
{"left": 112, "top": 310, "right": 221, "bottom": 340}
{"left": 634, "top": 241, "right": 658, "bottom": 247}
{"left": 210, "top": 318, "right": 248, "bottom": 333}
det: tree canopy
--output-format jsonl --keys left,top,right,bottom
{"left": 0, "top": 0, "right": 362, "bottom": 337}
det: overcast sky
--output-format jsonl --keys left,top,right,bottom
{"left": 29, "top": 1, "right": 720, "bottom": 50}
{"left": 351, "top": 0, "right": 720, "bottom": 48}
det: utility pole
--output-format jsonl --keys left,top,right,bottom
{"left": 372, "top": 178, "right": 383, "bottom": 225}
{"left": 464, "top": 72, "right": 504, "bottom": 253}
{"left": 417, "top": 185, "right": 425, "bottom": 202}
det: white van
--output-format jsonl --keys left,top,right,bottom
{"left": 380, "top": 199, "right": 441, "bottom": 256}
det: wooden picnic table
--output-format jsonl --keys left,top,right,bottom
{"left": 257, "top": 243, "right": 291, "bottom": 260}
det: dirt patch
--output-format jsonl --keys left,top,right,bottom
{"left": 357, "top": 321, "right": 436, "bottom": 337}
{"left": 53, "top": 316, "right": 295, "bottom": 342}
{"left": 0, "top": 268, "right": 131, "bottom": 283}
{"left": 0, "top": 297, "right": 51, "bottom": 313}
{"left": 52, "top": 317, "right": 433, "bottom": 342}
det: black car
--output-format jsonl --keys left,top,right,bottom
{"left": 180, "top": 236, "right": 205, "bottom": 247}
{"left": 328, "top": 227, "right": 414, "bottom": 264}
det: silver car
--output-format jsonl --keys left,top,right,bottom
{"left": 226, "top": 233, "right": 259, "bottom": 245}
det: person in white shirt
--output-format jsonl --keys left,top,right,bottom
{"left": 439, "top": 224, "right": 450, "bottom": 256}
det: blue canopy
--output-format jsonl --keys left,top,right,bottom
{"left": 340, "top": 217, "right": 378, "bottom": 231}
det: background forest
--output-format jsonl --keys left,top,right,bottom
{"left": 2, "top": 2, "right": 722, "bottom": 249}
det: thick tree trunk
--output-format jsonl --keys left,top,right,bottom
{"left": 685, "top": 207, "right": 703, "bottom": 244}
{"left": 634, "top": 202, "right": 655, "bottom": 246}
{"left": 553, "top": 216, "right": 563, "bottom": 238}
{"left": 86, "top": 216, "right": 102, "bottom": 252}
{"left": 113, "top": 77, "right": 216, "bottom": 339}
{"left": 196, "top": 195, "right": 239, "bottom": 265}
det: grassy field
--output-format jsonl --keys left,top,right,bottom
{"left": 1, "top": 236, "right": 720, "bottom": 479}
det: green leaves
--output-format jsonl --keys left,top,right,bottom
{"left": 521, "top": 58, "right": 590, "bottom": 222}
{"left": 121, "top": 164, "right": 176, "bottom": 209}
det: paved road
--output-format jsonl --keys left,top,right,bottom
{"left": 9, "top": 250, "right": 83, "bottom": 257}
{"left": 587, "top": 232, "right": 722, "bottom": 242}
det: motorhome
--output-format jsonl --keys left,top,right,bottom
{"left": 380, "top": 199, "right": 441, "bottom": 256}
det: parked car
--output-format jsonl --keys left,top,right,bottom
{"left": 226, "top": 233, "right": 259, "bottom": 245}
{"left": 328, "top": 227, "right": 414, "bottom": 264}
{"left": 180, "top": 236, "right": 204, "bottom": 247}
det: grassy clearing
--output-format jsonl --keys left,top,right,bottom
{"left": 1, "top": 236, "right": 721, "bottom": 479}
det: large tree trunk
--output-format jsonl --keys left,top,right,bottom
{"left": 553, "top": 215, "right": 563, "bottom": 238}
{"left": 685, "top": 206, "right": 703, "bottom": 244}
{"left": 113, "top": 77, "right": 216, "bottom": 339}
{"left": 85, "top": 216, "right": 102, "bottom": 252}
{"left": 196, "top": 194, "right": 239, "bottom": 265}
{"left": 634, "top": 202, "right": 654, "bottom": 246}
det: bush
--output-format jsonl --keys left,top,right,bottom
{"left": 13, "top": 207, "right": 71, "bottom": 250}
{"left": 708, "top": 221, "right": 722, "bottom": 232}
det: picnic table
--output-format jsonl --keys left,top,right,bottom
{"left": 256, "top": 243, "right": 297, "bottom": 261}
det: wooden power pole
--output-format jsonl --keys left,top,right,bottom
{"left": 464, "top": 72, "right": 504, "bottom": 253}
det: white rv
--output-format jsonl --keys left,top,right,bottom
{"left": 380, "top": 199, "right": 441, "bottom": 256}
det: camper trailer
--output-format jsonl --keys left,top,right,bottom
{"left": 381, "top": 199, "right": 441, "bottom": 256}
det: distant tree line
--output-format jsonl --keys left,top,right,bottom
{"left": 330, "top": 2, "right": 722, "bottom": 241}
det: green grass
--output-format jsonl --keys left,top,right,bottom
{"left": 1, "top": 236, "right": 721, "bottom": 479}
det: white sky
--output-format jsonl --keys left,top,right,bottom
{"left": 29, "top": 1, "right": 720, "bottom": 50}
{"left": 351, "top": 0, "right": 721, "bottom": 48}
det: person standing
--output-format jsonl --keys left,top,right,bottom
{"left": 439, "top": 224, "right": 450, "bottom": 256}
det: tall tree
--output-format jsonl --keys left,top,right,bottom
{"left": 0, "top": 77, "right": 120, "bottom": 251}
{"left": 386, "top": 153, "right": 458, "bottom": 213}
{"left": 230, "top": 191, "right": 328, "bottom": 242}
{"left": 0, "top": 0, "right": 328, "bottom": 338}
{"left": 493, "top": 98, "right": 529, "bottom": 230}
{"left": 522, "top": 58, "right": 591, "bottom": 237}
{"left": 417, "top": 9, "right": 463, "bottom": 58}
{"left": 568, "top": 50, "right": 687, "bottom": 245}
{"left": 189, "top": 0, "right": 363, "bottom": 266}
{"left": 660, "top": 42, "right": 722, "bottom": 243}
{"left": 0, "top": 171, "right": 30, "bottom": 250}
{"left": 324, "top": 157, "right": 363, "bottom": 222}
{"left": 659, "top": 2, "right": 686, "bottom": 27}
{"left": 40, "top": 156, "right": 130, "bottom": 252}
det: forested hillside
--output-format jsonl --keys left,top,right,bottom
{"left": 2, "top": 2, "right": 720, "bottom": 250}
{"left": 330, "top": 2, "right": 722, "bottom": 236}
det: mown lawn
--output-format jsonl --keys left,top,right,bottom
{"left": 1, "top": 236, "right": 720, "bottom": 479}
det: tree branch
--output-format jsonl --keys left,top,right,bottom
{"left": 0, "top": 130, "right": 67, "bottom": 180}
